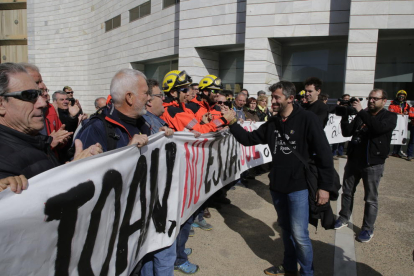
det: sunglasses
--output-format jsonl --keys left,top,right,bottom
{"left": 153, "top": 93, "right": 165, "bottom": 100}
{"left": 209, "top": 89, "right": 219, "bottom": 94}
{"left": 179, "top": 88, "right": 188, "bottom": 93}
{"left": 66, "top": 91, "right": 74, "bottom": 94}
{"left": 2, "top": 89, "right": 42, "bottom": 102}
{"left": 217, "top": 100, "right": 232, "bottom": 105}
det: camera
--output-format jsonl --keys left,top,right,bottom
{"left": 350, "top": 124, "right": 368, "bottom": 145}
{"left": 69, "top": 98, "right": 76, "bottom": 106}
{"left": 335, "top": 97, "right": 363, "bottom": 116}
{"left": 224, "top": 101, "right": 233, "bottom": 108}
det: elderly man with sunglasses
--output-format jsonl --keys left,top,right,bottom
{"left": 0, "top": 63, "right": 102, "bottom": 193}
{"left": 334, "top": 89, "right": 397, "bottom": 243}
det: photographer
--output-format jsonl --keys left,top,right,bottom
{"left": 331, "top": 94, "right": 352, "bottom": 158}
{"left": 334, "top": 89, "right": 397, "bottom": 243}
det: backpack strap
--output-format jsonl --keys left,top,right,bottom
{"left": 88, "top": 112, "right": 120, "bottom": 151}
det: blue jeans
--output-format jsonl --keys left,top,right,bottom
{"left": 271, "top": 189, "right": 314, "bottom": 276}
{"left": 406, "top": 124, "right": 414, "bottom": 157}
{"left": 175, "top": 214, "right": 195, "bottom": 266}
{"left": 140, "top": 240, "right": 176, "bottom": 276}
{"left": 332, "top": 143, "right": 344, "bottom": 156}
{"left": 339, "top": 162, "right": 384, "bottom": 231}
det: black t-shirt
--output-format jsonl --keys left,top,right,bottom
{"left": 302, "top": 100, "right": 329, "bottom": 128}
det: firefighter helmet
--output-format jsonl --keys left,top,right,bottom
{"left": 199, "top": 75, "right": 223, "bottom": 91}
{"left": 162, "top": 70, "right": 192, "bottom": 93}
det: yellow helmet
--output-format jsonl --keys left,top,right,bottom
{"left": 396, "top": 90, "right": 407, "bottom": 97}
{"left": 299, "top": 90, "right": 306, "bottom": 97}
{"left": 162, "top": 70, "right": 192, "bottom": 93}
{"left": 199, "top": 75, "right": 223, "bottom": 91}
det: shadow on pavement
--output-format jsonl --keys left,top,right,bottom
{"left": 217, "top": 203, "right": 282, "bottom": 265}
{"left": 219, "top": 204, "right": 382, "bottom": 276}
{"left": 245, "top": 178, "right": 273, "bottom": 205}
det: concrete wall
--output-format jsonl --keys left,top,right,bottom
{"left": 345, "top": 0, "right": 414, "bottom": 97}
{"left": 28, "top": 0, "right": 177, "bottom": 112}
{"left": 178, "top": 0, "right": 246, "bottom": 82}
{"left": 243, "top": 0, "right": 351, "bottom": 93}
{"left": 27, "top": 0, "right": 414, "bottom": 112}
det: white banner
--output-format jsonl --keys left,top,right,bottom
{"left": 391, "top": 114, "right": 409, "bottom": 145}
{"left": 324, "top": 114, "right": 408, "bottom": 145}
{"left": 0, "top": 125, "right": 271, "bottom": 276}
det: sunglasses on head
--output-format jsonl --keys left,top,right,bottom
{"left": 2, "top": 89, "right": 42, "bottom": 102}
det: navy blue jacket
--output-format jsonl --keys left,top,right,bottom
{"left": 75, "top": 108, "right": 142, "bottom": 152}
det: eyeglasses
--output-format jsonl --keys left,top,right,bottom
{"left": 66, "top": 91, "right": 74, "bottom": 94}
{"left": 366, "top": 97, "right": 385, "bottom": 102}
{"left": 153, "top": 93, "right": 165, "bottom": 100}
{"left": 179, "top": 88, "right": 188, "bottom": 93}
{"left": 2, "top": 89, "right": 42, "bottom": 102}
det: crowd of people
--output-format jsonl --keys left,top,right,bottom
{"left": 0, "top": 61, "right": 412, "bottom": 276}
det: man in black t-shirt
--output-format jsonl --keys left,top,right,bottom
{"left": 302, "top": 77, "right": 329, "bottom": 128}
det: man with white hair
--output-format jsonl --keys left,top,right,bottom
{"left": 76, "top": 69, "right": 171, "bottom": 152}
{"left": 20, "top": 63, "right": 72, "bottom": 150}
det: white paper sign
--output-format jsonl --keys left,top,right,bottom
{"left": 324, "top": 114, "right": 407, "bottom": 145}
{"left": 391, "top": 115, "right": 409, "bottom": 145}
{"left": 0, "top": 128, "right": 271, "bottom": 276}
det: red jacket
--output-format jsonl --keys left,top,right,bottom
{"left": 44, "top": 103, "right": 62, "bottom": 135}
{"left": 388, "top": 100, "right": 410, "bottom": 114}
{"left": 161, "top": 98, "right": 227, "bottom": 133}
{"left": 408, "top": 106, "right": 414, "bottom": 125}
{"left": 186, "top": 97, "right": 222, "bottom": 121}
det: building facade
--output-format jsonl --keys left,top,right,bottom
{"left": 27, "top": 0, "right": 414, "bottom": 113}
{"left": 0, "top": 0, "right": 28, "bottom": 64}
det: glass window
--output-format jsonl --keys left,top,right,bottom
{"left": 129, "top": 6, "right": 140, "bottom": 22}
{"left": 105, "top": 15, "right": 121, "bottom": 32}
{"left": 219, "top": 51, "right": 244, "bottom": 93}
{"left": 374, "top": 30, "right": 414, "bottom": 100}
{"left": 112, "top": 15, "right": 121, "bottom": 29}
{"left": 281, "top": 38, "right": 347, "bottom": 99}
{"left": 105, "top": 20, "right": 113, "bottom": 32}
{"left": 140, "top": 1, "right": 151, "bottom": 17}
{"left": 129, "top": 1, "right": 151, "bottom": 22}
{"left": 163, "top": 0, "right": 179, "bottom": 9}
{"left": 144, "top": 60, "right": 179, "bottom": 83}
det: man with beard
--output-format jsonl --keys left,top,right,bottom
{"left": 75, "top": 69, "right": 151, "bottom": 151}
{"left": 186, "top": 75, "right": 223, "bottom": 122}
{"left": 334, "top": 89, "right": 397, "bottom": 243}
{"left": 226, "top": 81, "right": 334, "bottom": 276}
{"left": 161, "top": 70, "right": 231, "bottom": 133}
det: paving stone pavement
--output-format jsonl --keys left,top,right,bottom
{"left": 176, "top": 156, "right": 414, "bottom": 276}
